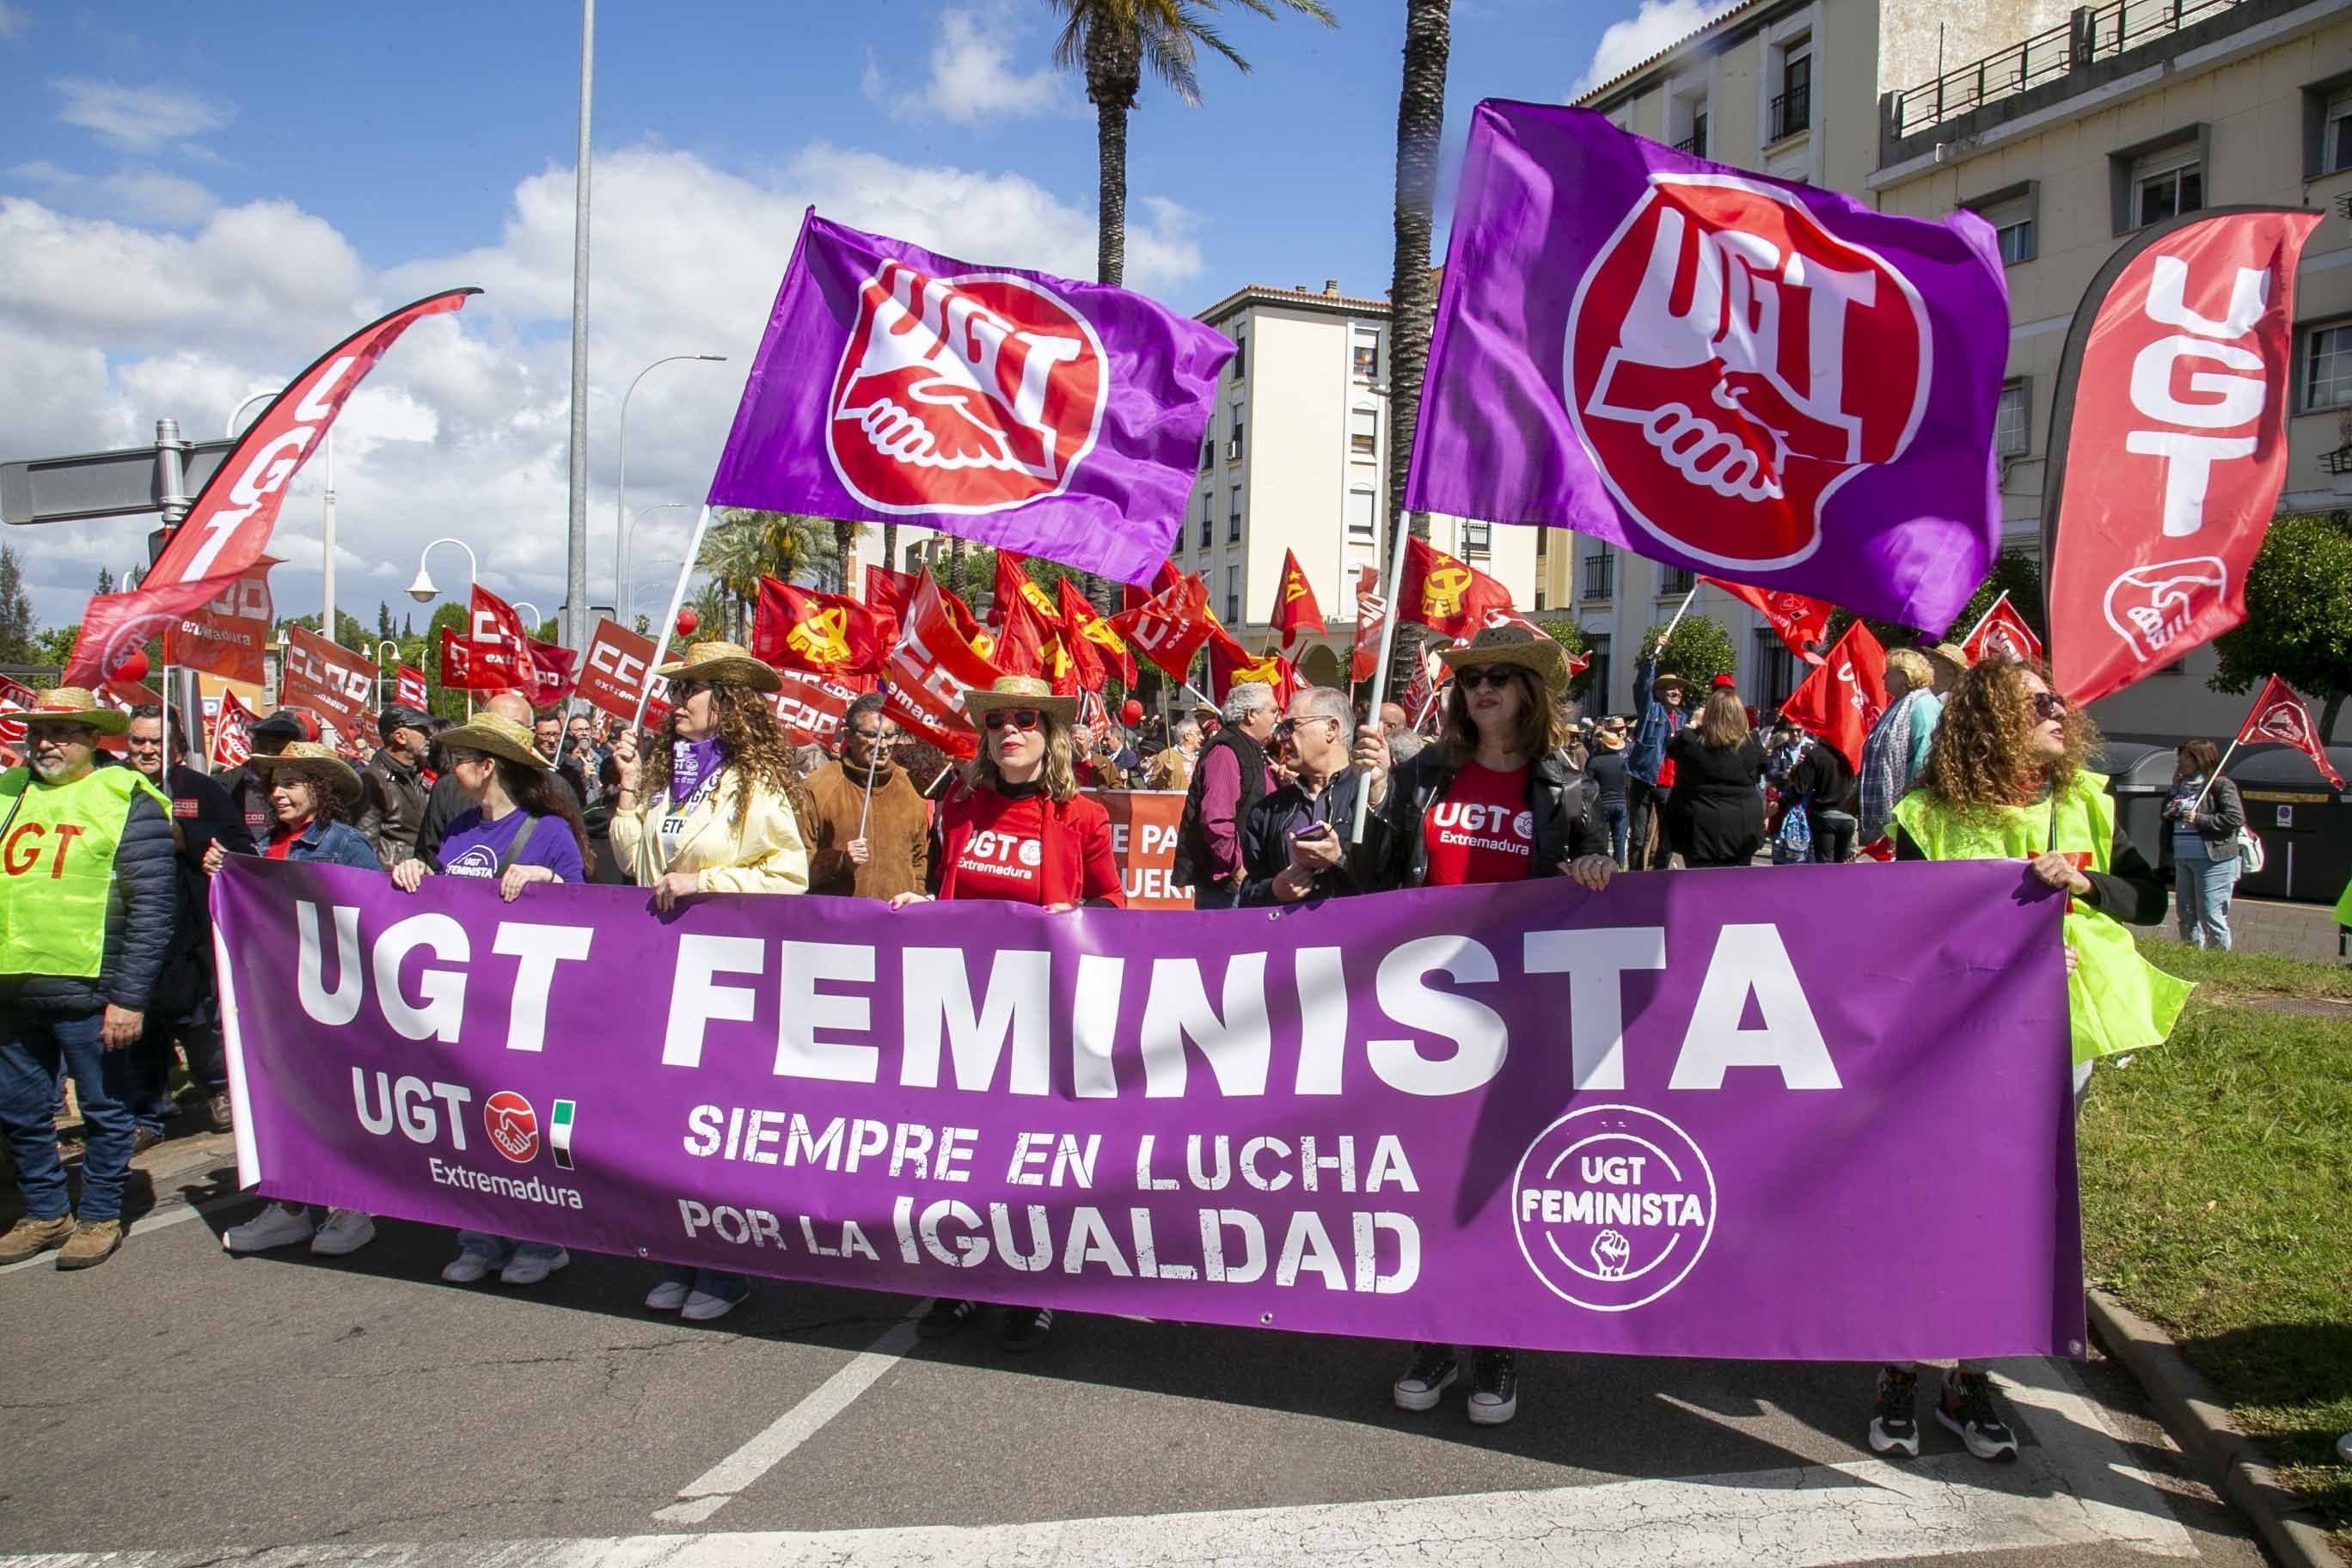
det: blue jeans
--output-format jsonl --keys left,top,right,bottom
{"left": 456, "top": 1230, "right": 568, "bottom": 1266}
{"left": 1601, "top": 800, "right": 1630, "bottom": 868}
{"left": 657, "top": 1262, "right": 748, "bottom": 1302}
{"left": 0, "top": 1010, "right": 135, "bottom": 1222}
{"left": 1191, "top": 879, "right": 1243, "bottom": 911}
{"left": 2173, "top": 847, "right": 2238, "bottom": 950}
{"left": 132, "top": 995, "right": 225, "bottom": 1136}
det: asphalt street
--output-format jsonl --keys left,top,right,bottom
{"left": 0, "top": 1127, "right": 2270, "bottom": 1567}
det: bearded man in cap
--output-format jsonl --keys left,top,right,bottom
{"left": 356, "top": 704, "right": 434, "bottom": 868}
{"left": 0, "top": 691, "right": 177, "bottom": 1271}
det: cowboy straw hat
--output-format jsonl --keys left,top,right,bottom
{"left": 1595, "top": 726, "right": 1627, "bottom": 751}
{"left": 21, "top": 687, "right": 129, "bottom": 737}
{"left": 1926, "top": 641, "right": 1973, "bottom": 680}
{"left": 962, "top": 674, "right": 1079, "bottom": 726}
{"left": 1434, "top": 624, "right": 1571, "bottom": 697}
{"left": 657, "top": 640, "right": 781, "bottom": 694}
{"left": 248, "top": 740, "right": 364, "bottom": 803}
{"left": 433, "top": 713, "right": 546, "bottom": 771}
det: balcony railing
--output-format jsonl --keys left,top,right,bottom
{"left": 1672, "top": 130, "right": 1706, "bottom": 157}
{"left": 1580, "top": 557, "right": 1614, "bottom": 601}
{"left": 1769, "top": 86, "right": 1810, "bottom": 141}
{"left": 1892, "top": 0, "right": 2243, "bottom": 139}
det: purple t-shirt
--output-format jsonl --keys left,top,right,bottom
{"left": 434, "top": 807, "right": 585, "bottom": 884}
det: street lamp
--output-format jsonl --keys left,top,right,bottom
{"left": 374, "top": 640, "right": 401, "bottom": 709}
{"left": 615, "top": 355, "right": 726, "bottom": 610}
{"left": 511, "top": 602, "right": 545, "bottom": 638}
{"left": 230, "top": 389, "right": 337, "bottom": 646}
{"left": 622, "top": 502, "right": 693, "bottom": 627}
{"left": 407, "top": 536, "right": 478, "bottom": 604}
{"left": 629, "top": 559, "right": 683, "bottom": 628}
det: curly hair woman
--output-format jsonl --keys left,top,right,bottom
{"left": 609, "top": 640, "right": 811, "bottom": 1324}
{"left": 1864, "top": 658, "right": 2187, "bottom": 1466}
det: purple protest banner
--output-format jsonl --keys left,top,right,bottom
{"left": 1405, "top": 101, "right": 2011, "bottom": 632}
{"left": 213, "top": 859, "right": 2082, "bottom": 1363}
{"left": 706, "top": 212, "right": 1234, "bottom": 587}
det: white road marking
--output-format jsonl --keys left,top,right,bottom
{"left": 0, "top": 1191, "right": 252, "bottom": 1277}
{"left": 651, "top": 1314, "right": 922, "bottom": 1524}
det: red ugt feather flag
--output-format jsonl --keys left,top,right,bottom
{"left": 1701, "top": 576, "right": 1831, "bottom": 665}
{"left": 2233, "top": 676, "right": 2343, "bottom": 788}
{"left": 1778, "top": 620, "right": 1890, "bottom": 771}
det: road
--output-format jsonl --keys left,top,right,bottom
{"left": 0, "top": 1127, "right": 2269, "bottom": 1568}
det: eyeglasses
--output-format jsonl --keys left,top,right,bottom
{"left": 1455, "top": 666, "right": 1521, "bottom": 691}
{"left": 984, "top": 708, "right": 1042, "bottom": 732}
{"left": 1274, "top": 715, "right": 1338, "bottom": 739}
{"left": 2030, "top": 692, "right": 2068, "bottom": 720}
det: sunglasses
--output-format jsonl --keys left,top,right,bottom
{"left": 1455, "top": 666, "right": 1522, "bottom": 691}
{"left": 670, "top": 677, "right": 709, "bottom": 698}
{"left": 444, "top": 747, "right": 487, "bottom": 765}
{"left": 984, "top": 708, "right": 1043, "bottom": 732}
{"left": 2030, "top": 692, "right": 2068, "bottom": 720}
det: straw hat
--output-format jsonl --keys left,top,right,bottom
{"left": 1434, "top": 624, "right": 1571, "bottom": 697}
{"left": 657, "top": 640, "right": 781, "bottom": 694}
{"left": 1926, "top": 641, "right": 1972, "bottom": 683}
{"left": 1595, "top": 726, "right": 1626, "bottom": 751}
{"left": 962, "top": 674, "right": 1078, "bottom": 726}
{"left": 249, "top": 740, "right": 363, "bottom": 803}
{"left": 21, "top": 688, "right": 128, "bottom": 737}
{"left": 432, "top": 713, "right": 545, "bottom": 770}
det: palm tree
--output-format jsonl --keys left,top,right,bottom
{"left": 1050, "top": 0, "right": 1336, "bottom": 288}
{"left": 833, "top": 516, "right": 860, "bottom": 594}
{"left": 698, "top": 509, "right": 834, "bottom": 640}
{"left": 882, "top": 521, "right": 899, "bottom": 577}
{"left": 1384, "top": 0, "right": 1451, "bottom": 686}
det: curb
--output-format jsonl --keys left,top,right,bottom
{"left": 2086, "top": 1286, "right": 2342, "bottom": 1568}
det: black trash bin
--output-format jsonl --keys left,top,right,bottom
{"left": 2222, "top": 744, "right": 2352, "bottom": 903}
{"left": 2094, "top": 741, "right": 2173, "bottom": 874}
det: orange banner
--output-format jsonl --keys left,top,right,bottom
{"left": 1087, "top": 789, "right": 1193, "bottom": 910}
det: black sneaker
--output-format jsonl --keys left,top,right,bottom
{"left": 1937, "top": 1369, "right": 2019, "bottom": 1461}
{"left": 1467, "top": 1349, "right": 1518, "bottom": 1426}
{"left": 1391, "top": 1344, "right": 1459, "bottom": 1412}
{"left": 916, "top": 1298, "right": 978, "bottom": 1340}
{"left": 1001, "top": 1306, "right": 1054, "bottom": 1351}
{"left": 1869, "top": 1365, "right": 1920, "bottom": 1457}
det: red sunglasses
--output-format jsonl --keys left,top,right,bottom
{"left": 984, "top": 708, "right": 1043, "bottom": 732}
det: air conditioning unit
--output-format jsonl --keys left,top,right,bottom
{"left": 1225, "top": 438, "right": 1242, "bottom": 461}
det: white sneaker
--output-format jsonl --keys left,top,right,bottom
{"left": 499, "top": 1248, "right": 568, "bottom": 1286}
{"left": 645, "top": 1278, "right": 692, "bottom": 1312}
{"left": 309, "top": 1209, "right": 376, "bottom": 1256}
{"left": 682, "top": 1285, "right": 745, "bottom": 1322}
{"left": 442, "top": 1250, "right": 496, "bottom": 1283}
{"left": 224, "top": 1202, "right": 315, "bottom": 1254}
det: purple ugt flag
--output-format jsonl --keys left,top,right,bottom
{"left": 708, "top": 212, "right": 1234, "bottom": 587}
{"left": 1406, "top": 102, "right": 2012, "bottom": 631}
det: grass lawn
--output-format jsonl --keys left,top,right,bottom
{"left": 2081, "top": 943, "right": 2351, "bottom": 1553}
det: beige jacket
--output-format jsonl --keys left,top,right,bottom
{"left": 609, "top": 769, "right": 810, "bottom": 895}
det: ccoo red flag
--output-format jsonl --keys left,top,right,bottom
{"left": 2233, "top": 676, "right": 2343, "bottom": 788}
{"left": 883, "top": 577, "right": 1006, "bottom": 757}
{"left": 1110, "top": 573, "right": 1215, "bottom": 683}
{"left": 279, "top": 626, "right": 377, "bottom": 733}
{"left": 163, "top": 560, "right": 276, "bottom": 686}
{"left": 1349, "top": 566, "right": 1387, "bottom": 685}
{"left": 2044, "top": 208, "right": 2321, "bottom": 706}
{"left": 1701, "top": 576, "right": 1831, "bottom": 665}
{"left": 1122, "top": 559, "right": 1185, "bottom": 615}
{"left": 863, "top": 565, "right": 919, "bottom": 647}
{"left": 1269, "top": 549, "right": 1324, "bottom": 649}
{"left": 394, "top": 665, "right": 429, "bottom": 709}
{"left": 1958, "top": 591, "right": 2044, "bottom": 666}
{"left": 1777, "top": 620, "right": 1890, "bottom": 772}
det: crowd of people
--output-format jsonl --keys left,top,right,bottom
{"left": 0, "top": 616, "right": 2240, "bottom": 1455}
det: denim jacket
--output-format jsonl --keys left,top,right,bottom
{"left": 280, "top": 817, "right": 384, "bottom": 872}
{"left": 1626, "top": 652, "right": 1683, "bottom": 786}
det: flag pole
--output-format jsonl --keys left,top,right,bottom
{"left": 854, "top": 681, "right": 889, "bottom": 843}
{"left": 631, "top": 505, "right": 714, "bottom": 736}
{"left": 2189, "top": 737, "right": 2242, "bottom": 817}
{"left": 1351, "top": 512, "right": 1418, "bottom": 845}
{"left": 1659, "top": 582, "right": 1700, "bottom": 647}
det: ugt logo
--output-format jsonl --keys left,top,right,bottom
{"left": 1566, "top": 175, "right": 1930, "bottom": 570}
{"left": 2255, "top": 700, "right": 2316, "bottom": 750}
{"left": 830, "top": 260, "right": 1108, "bottom": 516}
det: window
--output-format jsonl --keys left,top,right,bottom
{"left": 1350, "top": 408, "right": 1378, "bottom": 457}
{"left": 1228, "top": 414, "right": 1245, "bottom": 463}
{"left": 1995, "top": 380, "right": 2031, "bottom": 456}
{"left": 2305, "top": 83, "right": 2352, "bottom": 178}
{"left": 1462, "top": 521, "right": 1491, "bottom": 558}
{"left": 1657, "top": 563, "right": 1695, "bottom": 597}
{"left": 1200, "top": 437, "right": 1213, "bottom": 471}
{"left": 1232, "top": 334, "right": 1246, "bottom": 382}
{"left": 1228, "top": 488, "right": 1242, "bottom": 542}
{"left": 2328, "top": 91, "right": 2352, "bottom": 172}
{"left": 2134, "top": 150, "right": 2202, "bottom": 228}
{"left": 1752, "top": 630, "right": 1798, "bottom": 709}
{"left": 1581, "top": 551, "right": 1614, "bottom": 601}
{"left": 1968, "top": 184, "right": 2042, "bottom": 267}
{"left": 1346, "top": 486, "right": 1377, "bottom": 539}
{"left": 1996, "top": 217, "right": 2036, "bottom": 266}
{"left": 1584, "top": 634, "right": 1610, "bottom": 708}
{"left": 1226, "top": 585, "right": 1240, "bottom": 624}
{"left": 1197, "top": 495, "right": 1212, "bottom": 550}
{"left": 1534, "top": 586, "right": 1547, "bottom": 611}
{"left": 2306, "top": 322, "right": 2352, "bottom": 411}
{"left": 1771, "top": 48, "right": 1810, "bottom": 141}
{"left": 1675, "top": 108, "right": 1708, "bottom": 158}
{"left": 1352, "top": 328, "right": 1380, "bottom": 380}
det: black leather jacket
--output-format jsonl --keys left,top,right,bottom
{"left": 356, "top": 750, "right": 431, "bottom": 869}
{"left": 1354, "top": 749, "right": 1605, "bottom": 891}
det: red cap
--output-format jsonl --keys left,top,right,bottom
{"left": 1710, "top": 673, "right": 1736, "bottom": 689}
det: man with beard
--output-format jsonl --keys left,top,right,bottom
{"left": 0, "top": 691, "right": 176, "bottom": 1271}
{"left": 355, "top": 704, "right": 433, "bottom": 868}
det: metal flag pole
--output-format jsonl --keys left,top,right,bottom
{"left": 630, "top": 505, "right": 714, "bottom": 736}
{"left": 1658, "top": 582, "right": 1700, "bottom": 647}
{"left": 855, "top": 681, "right": 890, "bottom": 842}
{"left": 2188, "top": 737, "right": 2242, "bottom": 817}
{"left": 1350, "top": 511, "right": 1419, "bottom": 845}
{"left": 158, "top": 664, "right": 171, "bottom": 775}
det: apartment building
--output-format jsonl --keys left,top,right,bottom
{"left": 1567, "top": 0, "right": 2350, "bottom": 741}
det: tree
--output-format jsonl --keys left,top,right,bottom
{"left": 695, "top": 509, "right": 836, "bottom": 641}
{"left": 1533, "top": 616, "right": 1592, "bottom": 701}
{"left": 1381, "top": 0, "right": 1449, "bottom": 689}
{"left": 882, "top": 522, "right": 899, "bottom": 577}
{"left": 31, "top": 625, "right": 77, "bottom": 672}
{"left": 2212, "top": 510, "right": 2352, "bottom": 739}
{"left": 285, "top": 609, "right": 374, "bottom": 650}
{"left": 95, "top": 567, "right": 114, "bottom": 597}
{"left": 0, "top": 545, "right": 36, "bottom": 665}
{"left": 1051, "top": 0, "right": 1334, "bottom": 289}
{"left": 1638, "top": 614, "right": 1735, "bottom": 689}
{"left": 1823, "top": 547, "right": 2046, "bottom": 654}
{"left": 420, "top": 603, "right": 472, "bottom": 720}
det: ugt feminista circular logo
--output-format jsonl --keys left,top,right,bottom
{"left": 829, "top": 258, "right": 1107, "bottom": 516}
{"left": 1565, "top": 175, "right": 1929, "bottom": 571}
{"left": 1513, "top": 1104, "right": 1716, "bottom": 1312}
{"left": 483, "top": 1090, "right": 539, "bottom": 1164}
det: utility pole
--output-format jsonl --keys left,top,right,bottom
{"left": 564, "top": 0, "right": 596, "bottom": 652}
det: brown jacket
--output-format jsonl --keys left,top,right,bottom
{"left": 803, "top": 756, "right": 929, "bottom": 900}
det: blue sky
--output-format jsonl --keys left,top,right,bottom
{"left": 0, "top": 0, "right": 1708, "bottom": 627}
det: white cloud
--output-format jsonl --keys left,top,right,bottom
{"left": 0, "top": 140, "right": 1204, "bottom": 630}
{"left": 51, "top": 77, "right": 234, "bottom": 153}
{"left": 1571, "top": 0, "right": 1744, "bottom": 98}
{"left": 862, "top": 4, "right": 1070, "bottom": 125}
{"left": 9, "top": 160, "right": 220, "bottom": 226}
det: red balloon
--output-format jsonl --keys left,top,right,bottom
{"left": 675, "top": 609, "right": 699, "bottom": 637}
{"left": 112, "top": 650, "right": 150, "bottom": 683}
{"left": 1120, "top": 699, "right": 1143, "bottom": 726}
